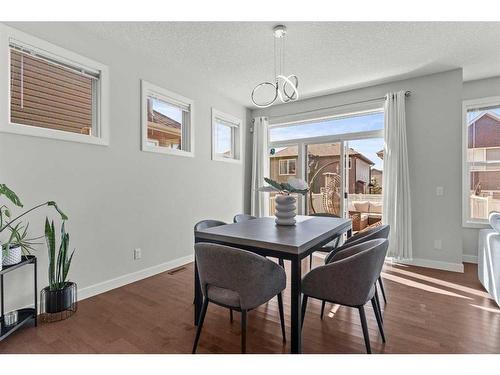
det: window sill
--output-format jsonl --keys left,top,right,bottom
{"left": 141, "top": 145, "right": 194, "bottom": 158}
{"left": 0, "top": 123, "right": 109, "bottom": 146}
{"left": 463, "top": 220, "right": 491, "bottom": 229}
{"left": 212, "top": 155, "right": 242, "bottom": 164}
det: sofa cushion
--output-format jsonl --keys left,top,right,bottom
{"left": 353, "top": 201, "right": 369, "bottom": 212}
{"left": 369, "top": 202, "right": 383, "bottom": 214}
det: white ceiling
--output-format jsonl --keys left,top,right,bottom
{"left": 76, "top": 22, "right": 500, "bottom": 108}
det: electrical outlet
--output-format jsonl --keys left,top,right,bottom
{"left": 433, "top": 239, "right": 442, "bottom": 250}
{"left": 436, "top": 186, "right": 444, "bottom": 196}
{"left": 134, "top": 248, "right": 142, "bottom": 260}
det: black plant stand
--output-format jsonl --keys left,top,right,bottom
{"left": 0, "top": 255, "right": 37, "bottom": 341}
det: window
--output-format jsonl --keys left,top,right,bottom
{"left": 463, "top": 97, "right": 500, "bottom": 226}
{"left": 141, "top": 80, "right": 193, "bottom": 157}
{"left": 0, "top": 25, "right": 109, "bottom": 145}
{"left": 211, "top": 109, "right": 242, "bottom": 163}
{"left": 279, "top": 158, "right": 297, "bottom": 175}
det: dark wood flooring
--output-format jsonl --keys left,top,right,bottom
{"left": 1, "top": 259, "right": 499, "bottom": 354}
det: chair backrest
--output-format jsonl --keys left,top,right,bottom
{"left": 195, "top": 243, "right": 286, "bottom": 310}
{"left": 346, "top": 224, "right": 390, "bottom": 246}
{"left": 304, "top": 238, "right": 388, "bottom": 306}
{"left": 233, "top": 214, "right": 257, "bottom": 223}
{"left": 194, "top": 219, "right": 226, "bottom": 231}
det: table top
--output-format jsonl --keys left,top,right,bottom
{"left": 195, "top": 215, "right": 351, "bottom": 255}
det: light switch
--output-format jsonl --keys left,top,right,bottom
{"left": 436, "top": 186, "right": 444, "bottom": 196}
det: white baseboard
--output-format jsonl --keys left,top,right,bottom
{"left": 78, "top": 254, "right": 194, "bottom": 301}
{"left": 393, "top": 257, "right": 464, "bottom": 273}
{"left": 462, "top": 254, "right": 478, "bottom": 264}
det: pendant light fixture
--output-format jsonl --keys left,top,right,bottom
{"left": 251, "top": 25, "right": 299, "bottom": 108}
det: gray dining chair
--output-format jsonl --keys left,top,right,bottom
{"left": 233, "top": 213, "right": 285, "bottom": 268}
{"left": 192, "top": 243, "right": 287, "bottom": 353}
{"left": 308, "top": 212, "right": 342, "bottom": 270}
{"left": 301, "top": 238, "right": 389, "bottom": 354}
{"left": 327, "top": 224, "right": 391, "bottom": 304}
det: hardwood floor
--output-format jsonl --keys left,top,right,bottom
{"left": 1, "top": 259, "right": 499, "bottom": 354}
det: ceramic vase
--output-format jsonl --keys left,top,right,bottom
{"left": 2, "top": 245, "right": 22, "bottom": 266}
{"left": 274, "top": 194, "right": 297, "bottom": 226}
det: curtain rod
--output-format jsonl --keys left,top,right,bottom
{"left": 265, "top": 90, "right": 411, "bottom": 121}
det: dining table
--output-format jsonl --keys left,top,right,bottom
{"left": 193, "top": 215, "right": 352, "bottom": 354}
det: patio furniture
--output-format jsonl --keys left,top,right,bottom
{"left": 192, "top": 243, "right": 286, "bottom": 353}
{"left": 301, "top": 238, "right": 389, "bottom": 354}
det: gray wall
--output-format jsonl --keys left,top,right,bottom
{"left": 0, "top": 22, "right": 249, "bottom": 309}
{"left": 462, "top": 76, "right": 500, "bottom": 258}
{"left": 252, "top": 69, "right": 465, "bottom": 269}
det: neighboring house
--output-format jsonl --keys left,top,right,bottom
{"left": 146, "top": 99, "right": 182, "bottom": 148}
{"left": 468, "top": 112, "right": 500, "bottom": 192}
{"left": 269, "top": 143, "right": 375, "bottom": 194}
{"left": 371, "top": 168, "right": 383, "bottom": 187}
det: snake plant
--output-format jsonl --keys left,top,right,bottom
{"left": 45, "top": 218, "right": 75, "bottom": 291}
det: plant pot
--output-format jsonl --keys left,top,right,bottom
{"left": 275, "top": 194, "right": 297, "bottom": 226}
{"left": 42, "top": 282, "right": 76, "bottom": 313}
{"left": 2, "top": 244, "right": 22, "bottom": 266}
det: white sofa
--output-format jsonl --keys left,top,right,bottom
{"left": 478, "top": 213, "right": 500, "bottom": 307}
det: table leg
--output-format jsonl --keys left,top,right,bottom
{"left": 290, "top": 256, "right": 302, "bottom": 354}
{"left": 194, "top": 258, "right": 202, "bottom": 325}
{"left": 1, "top": 274, "right": 4, "bottom": 318}
{"left": 34, "top": 258, "right": 38, "bottom": 326}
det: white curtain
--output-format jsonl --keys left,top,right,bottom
{"left": 251, "top": 117, "right": 270, "bottom": 217}
{"left": 383, "top": 91, "right": 413, "bottom": 259}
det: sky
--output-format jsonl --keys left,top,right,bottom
{"left": 270, "top": 111, "right": 385, "bottom": 170}
{"left": 152, "top": 97, "right": 183, "bottom": 123}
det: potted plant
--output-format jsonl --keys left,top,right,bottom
{"left": 0, "top": 183, "right": 67, "bottom": 267}
{"left": 259, "top": 177, "right": 309, "bottom": 225}
{"left": 42, "top": 218, "right": 76, "bottom": 314}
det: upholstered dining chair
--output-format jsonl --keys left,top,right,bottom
{"left": 233, "top": 213, "right": 285, "bottom": 268}
{"left": 308, "top": 212, "right": 342, "bottom": 269}
{"left": 192, "top": 243, "right": 287, "bottom": 353}
{"left": 301, "top": 239, "right": 389, "bottom": 354}
{"left": 327, "top": 224, "right": 391, "bottom": 304}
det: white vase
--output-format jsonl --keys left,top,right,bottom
{"left": 3, "top": 245, "right": 22, "bottom": 266}
{"left": 275, "top": 194, "right": 297, "bottom": 226}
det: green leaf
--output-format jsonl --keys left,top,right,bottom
{"left": 264, "top": 177, "right": 287, "bottom": 192}
{"left": 47, "top": 201, "right": 68, "bottom": 220}
{"left": 0, "top": 184, "right": 23, "bottom": 207}
{"left": 45, "top": 218, "right": 56, "bottom": 290}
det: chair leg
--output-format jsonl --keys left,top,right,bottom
{"left": 374, "top": 287, "right": 383, "bottom": 323}
{"left": 241, "top": 310, "right": 247, "bottom": 354}
{"left": 301, "top": 295, "right": 308, "bottom": 329}
{"left": 277, "top": 292, "right": 286, "bottom": 342}
{"left": 378, "top": 276, "right": 387, "bottom": 304}
{"left": 230, "top": 308, "right": 234, "bottom": 323}
{"left": 320, "top": 300, "right": 326, "bottom": 320}
{"left": 371, "top": 297, "right": 386, "bottom": 343}
{"left": 192, "top": 298, "right": 209, "bottom": 354}
{"left": 358, "top": 306, "right": 372, "bottom": 354}
{"left": 309, "top": 254, "right": 313, "bottom": 270}
{"left": 278, "top": 258, "right": 284, "bottom": 268}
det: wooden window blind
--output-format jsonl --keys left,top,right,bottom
{"left": 9, "top": 46, "right": 99, "bottom": 136}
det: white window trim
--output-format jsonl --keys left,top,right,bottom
{"left": 0, "top": 24, "right": 110, "bottom": 146}
{"left": 279, "top": 158, "right": 297, "bottom": 176}
{"left": 141, "top": 80, "right": 194, "bottom": 158}
{"left": 211, "top": 108, "right": 242, "bottom": 164}
{"left": 462, "top": 96, "right": 500, "bottom": 228}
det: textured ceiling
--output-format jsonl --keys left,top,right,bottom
{"left": 75, "top": 22, "right": 500, "bottom": 108}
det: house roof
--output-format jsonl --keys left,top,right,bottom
{"left": 148, "top": 109, "right": 181, "bottom": 134}
{"left": 273, "top": 143, "right": 375, "bottom": 165}
{"left": 468, "top": 111, "right": 500, "bottom": 126}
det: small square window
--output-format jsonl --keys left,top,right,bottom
{"left": 0, "top": 25, "right": 109, "bottom": 145}
{"left": 279, "top": 158, "right": 296, "bottom": 175}
{"left": 141, "top": 80, "right": 193, "bottom": 157}
{"left": 212, "top": 109, "right": 242, "bottom": 163}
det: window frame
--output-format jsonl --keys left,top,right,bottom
{"left": 279, "top": 158, "right": 297, "bottom": 176}
{"left": 0, "top": 24, "right": 110, "bottom": 146}
{"left": 462, "top": 96, "right": 500, "bottom": 228}
{"left": 141, "top": 80, "right": 194, "bottom": 158}
{"left": 211, "top": 108, "right": 242, "bottom": 164}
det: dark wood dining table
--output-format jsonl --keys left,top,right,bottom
{"left": 194, "top": 216, "right": 352, "bottom": 353}
{"left": 193, "top": 215, "right": 352, "bottom": 354}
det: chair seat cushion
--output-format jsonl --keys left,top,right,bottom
{"left": 207, "top": 285, "right": 240, "bottom": 308}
